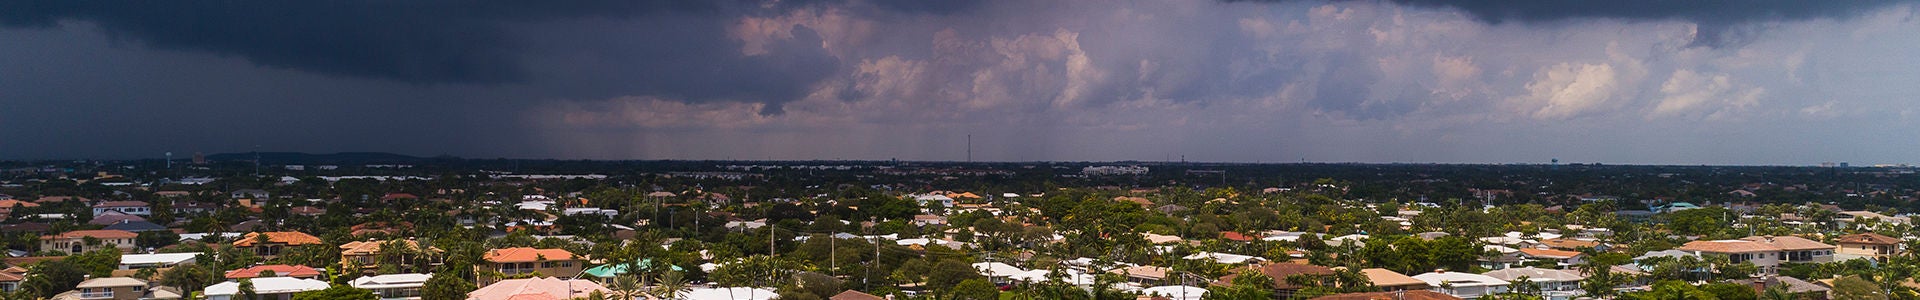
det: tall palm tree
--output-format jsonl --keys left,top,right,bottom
{"left": 651, "top": 271, "right": 689, "bottom": 300}
{"left": 606, "top": 275, "right": 643, "bottom": 300}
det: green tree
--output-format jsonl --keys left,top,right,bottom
{"left": 159, "top": 263, "right": 214, "bottom": 296}
{"left": 1623, "top": 280, "right": 1719, "bottom": 300}
{"left": 1700, "top": 283, "right": 1757, "bottom": 300}
{"left": 925, "top": 260, "right": 983, "bottom": 293}
{"left": 1833, "top": 276, "right": 1890, "bottom": 300}
{"left": 18, "top": 260, "right": 87, "bottom": 298}
{"left": 290, "top": 285, "right": 378, "bottom": 300}
{"left": 238, "top": 278, "right": 259, "bottom": 300}
{"left": 1205, "top": 268, "right": 1275, "bottom": 300}
{"left": 422, "top": 272, "right": 476, "bottom": 300}
{"left": 952, "top": 278, "right": 1000, "bottom": 300}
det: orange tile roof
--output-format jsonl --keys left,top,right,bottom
{"left": 42, "top": 229, "right": 137, "bottom": 240}
{"left": 0, "top": 200, "right": 39, "bottom": 208}
{"left": 1517, "top": 248, "right": 1583, "bottom": 259}
{"left": 1740, "top": 236, "right": 1835, "bottom": 251}
{"left": 1312, "top": 290, "right": 1462, "bottom": 300}
{"left": 830, "top": 290, "right": 887, "bottom": 300}
{"left": 1677, "top": 240, "right": 1779, "bottom": 253}
{"left": 340, "top": 240, "right": 442, "bottom": 256}
{"left": 1214, "top": 263, "right": 1334, "bottom": 289}
{"left": 1837, "top": 233, "right": 1901, "bottom": 245}
{"left": 483, "top": 247, "right": 578, "bottom": 263}
{"left": 232, "top": 232, "right": 325, "bottom": 247}
{"left": 224, "top": 264, "right": 322, "bottom": 279}
{"left": 1537, "top": 238, "right": 1600, "bottom": 250}
{"left": 1360, "top": 268, "right": 1428, "bottom": 288}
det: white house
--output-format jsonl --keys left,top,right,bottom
{"left": 92, "top": 201, "right": 152, "bottom": 216}
{"left": 204, "top": 277, "right": 329, "bottom": 300}
{"left": 120, "top": 253, "right": 199, "bottom": 270}
{"left": 1181, "top": 252, "right": 1265, "bottom": 265}
{"left": 1482, "top": 267, "right": 1585, "bottom": 300}
{"left": 1676, "top": 239, "right": 1786, "bottom": 274}
{"left": 1414, "top": 270, "right": 1511, "bottom": 299}
{"left": 351, "top": 273, "right": 430, "bottom": 300}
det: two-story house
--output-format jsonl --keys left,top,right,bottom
{"left": 41, "top": 230, "right": 138, "bottom": 254}
{"left": 1836, "top": 233, "right": 1903, "bottom": 260}
{"left": 1677, "top": 239, "right": 1785, "bottom": 274}
{"left": 1741, "top": 235, "right": 1835, "bottom": 264}
{"left": 475, "top": 247, "right": 582, "bottom": 286}
{"left": 230, "top": 189, "right": 269, "bottom": 200}
{"left": 91, "top": 201, "right": 151, "bottom": 216}
{"left": 53, "top": 277, "right": 179, "bottom": 300}
{"left": 340, "top": 240, "right": 444, "bottom": 274}
{"left": 232, "top": 231, "right": 325, "bottom": 260}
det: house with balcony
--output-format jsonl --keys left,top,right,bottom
{"left": 52, "top": 277, "right": 181, "bottom": 300}
{"left": 475, "top": 247, "right": 582, "bottom": 286}
{"left": 1835, "top": 233, "right": 1902, "bottom": 260}
{"left": 41, "top": 230, "right": 138, "bottom": 254}
{"left": 232, "top": 231, "right": 325, "bottom": 260}
{"left": 1676, "top": 239, "right": 1785, "bottom": 274}
{"left": 1740, "top": 235, "right": 1834, "bottom": 264}
{"left": 339, "top": 240, "right": 444, "bottom": 274}
{"left": 1482, "top": 267, "right": 1585, "bottom": 300}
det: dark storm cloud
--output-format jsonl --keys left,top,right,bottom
{"left": 1229, "top": 0, "right": 1915, "bottom": 24}
{"left": 0, "top": 1, "right": 725, "bottom": 84}
{"left": 1229, "top": 0, "right": 1917, "bottom": 46}
{"left": 0, "top": 0, "right": 871, "bottom": 106}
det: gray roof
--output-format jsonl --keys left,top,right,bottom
{"left": 1482, "top": 267, "right": 1585, "bottom": 282}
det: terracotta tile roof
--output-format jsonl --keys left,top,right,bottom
{"left": 1677, "top": 240, "right": 1779, "bottom": 253}
{"left": 42, "top": 229, "right": 138, "bottom": 240}
{"left": 224, "top": 264, "right": 323, "bottom": 279}
{"left": 93, "top": 201, "right": 148, "bottom": 208}
{"left": 1213, "top": 263, "right": 1334, "bottom": 289}
{"left": 1222, "top": 231, "right": 1255, "bottom": 242}
{"left": 1516, "top": 248, "right": 1583, "bottom": 259}
{"left": 483, "top": 247, "right": 578, "bottom": 263}
{"left": 289, "top": 206, "right": 325, "bottom": 215}
{"left": 1361, "top": 268, "right": 1428, "bottom": 288}
{"left": 1537, "top": 238, "right": 1600, "bottom": 250}
{"left": 468, "top": 277, "right": 608, "bottom": 300}
{"left": 34, "top": 196, "right": 87, "bottom": 203}
{"left": 1740, "top": 236, "right": 1834, "bottom": 251}
{"left": 1311, "top": 290, "right": 1462, "bottom": 300}
{"left": 830, "top": 290, "right": 887, "bottom": 300}
{"left": 0, "top": 200, "right": 39, "bottom": 208}
{"left": 340, "top": 240, "right": 441, "bottom": 256}
{"left": 1110, "top": 265, "right": 1171, "bottom": 279}
{"left": 233, "top": 231, "right": 325, "bottom": 247}
{"left": 1837, "top": 233, "right": 1901, "bottom": 245}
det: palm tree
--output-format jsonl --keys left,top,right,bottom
{"left": 1761, "top": 285, "right": 1796, "bottom": 300}
{"left": 651, "top": 270, "right": 689, "bottom": 300}
{"left": 607, "top": 275, "right": 644, "bottom": 300}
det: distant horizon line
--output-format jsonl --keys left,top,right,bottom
{"left": 0, "top": 151, "right": 1902, "bottom": 168}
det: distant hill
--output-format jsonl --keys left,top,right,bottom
{"left": 203, "top": 152, "right": 442, "bottom": 164}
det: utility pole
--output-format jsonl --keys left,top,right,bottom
{"left": 830, "top": 235, "right": 837, "bottom": 276}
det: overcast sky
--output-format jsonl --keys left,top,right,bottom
{"left": 4, "top": 0, "right": 1919, "bottom": 165}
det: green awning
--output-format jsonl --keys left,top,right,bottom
{"left": 584, "top": 259, "right": 685, "bottom": 278}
